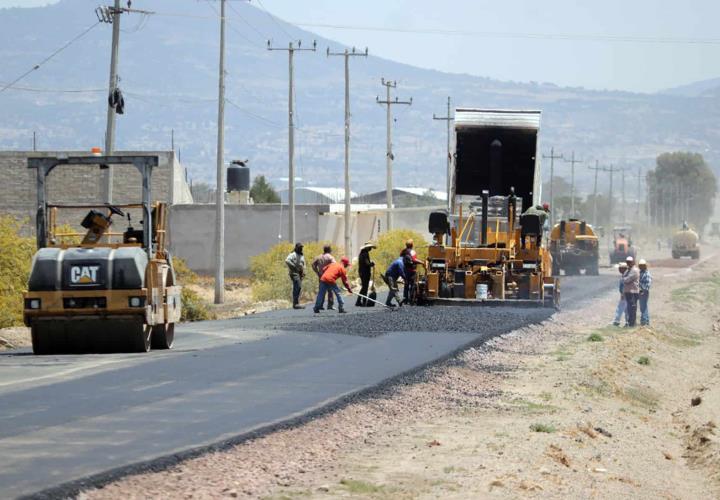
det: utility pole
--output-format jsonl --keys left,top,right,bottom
{"left": 621, "top": 167, "right": 627, "bottom": 223}
{"left": 32, "top": 131, "right": 37, "bottom": 151}
{"left": 542, "top": 148, "right": 563, "bottom": 227}
{"left": 268, "top": 39, "right": 317, "bottom": 245}
{"left": 96, "top": 1, "right": 153, "bottom": 203}
{"left": 433, "top": 96, "right": 453, "bottom": 210}
{"left": 214, "top": 0, "right": 227, "bottom": 304}
{"left": 564, "top": 151, "right": 582, "bottom": 217}
{"left": 376, "top": 78, "right": 412, "bottom": 231}
{"left": 327, "top": 46, "right": 368, "bottom": 257}
{"left": 588, "top": 160, "right": 602, "bottom": 227}
{"left": 171, "top": 128, "right": 175, "bottom": 152}
{"left": 636, "top": 166, "right": 642, "bottom": 223}
{"left": 604, "top": 165, "right": 622, "bottom": 228}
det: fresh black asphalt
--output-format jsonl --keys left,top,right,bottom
{"left": 0, "top": 274, "right": 614, "bottom": 499}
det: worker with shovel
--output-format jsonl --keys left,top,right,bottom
{"left": 355, "top": 241, "right": 376, "bottom": 307}
{"left": 314, "top": 256, "right": 353, "bottom": 314}
{"left": 383, "top": 250, "right": 407, "bottom": 308}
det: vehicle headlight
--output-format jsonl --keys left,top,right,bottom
{"left": 129, "top": 297, "right": 145, "bottom": 307}
{"left": 25, "top": 299, "right": 41, "bottom": 310}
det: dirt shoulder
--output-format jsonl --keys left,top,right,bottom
{"left": 83, "top": 256, "right": 720, "bottom": 499}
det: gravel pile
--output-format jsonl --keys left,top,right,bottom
{"left": 274, "top": 306, "right": 554, "bottom": 336}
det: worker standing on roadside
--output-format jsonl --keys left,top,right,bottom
{"left": 285, "top": 242, "right": 306, "bottom": 310}
{"left": 638, "top": 258, "right": 652, "bottom": 326}
{"left": 622, "top": 256, "right": 640, "bottom": 327}
{"left": 402, "top": 239, "right": 420, "bottom": 305}
{"left": 314, "top": 257, "right": 352, "bottom": 314}
{"left": 613, "top": 262, "right": 628, "bottom": 326}
{"left": 312, "top": 245, "right": 335, "bottom": 310}
{"left": 356, "top": 242, "right": 376, "bottom": 307}
{"left": 383, "top": 250, "right": 407, "bottom": 307}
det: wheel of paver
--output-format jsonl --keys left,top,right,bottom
{"left": 151, "top": 323, "right": 175, "bottom": 350}
{"left": 672, "top": 251, "right": 679, "bottom": 259}
{"left": 132, "top": 324, "right": 152, "bottom": 353}
{"left": 589, "top": 263, "right": 600, "bottom": 276}
{"left": 692, "top": 250, "right": 700, "bottom": 260}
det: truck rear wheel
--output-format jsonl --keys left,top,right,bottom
{"left": 151, "top": 323, "right": 175, "bottom": 350}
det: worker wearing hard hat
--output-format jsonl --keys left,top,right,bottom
{"left": 622, "top": 256, "right": 640, "bottom": 327}
{"left": 638, "top": 259, "right": 652, "bottom": 326}
{"left": 613, "top": 262, "right": 628, "bottom": 327}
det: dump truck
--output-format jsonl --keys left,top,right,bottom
{"left": 609, "top": 226, "right": 637, "bottom": 264}
{"left": 549, "top": 219, "right": 599, "bottom": 275}
{"left": 672, "top": 225, "right": 700, "bottom": 259}
{"left": 23, "top": 154, "right": 181, "bottom": 354}
{"left": 416, "top": 109, "right": 559, "bottom": 308}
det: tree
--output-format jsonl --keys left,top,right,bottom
{"left": 250, "top": 175, "right": 280, "bottom": 204}
{"left": 647, "top": 152, "right": 717, "bottom": 231}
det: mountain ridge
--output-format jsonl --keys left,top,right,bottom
{"left": 1, "top": 0, "right": 719, "bottom": 196}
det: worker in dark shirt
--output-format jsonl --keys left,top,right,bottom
{"left": 355, "top": 241, "right": 376, "bottom": 306}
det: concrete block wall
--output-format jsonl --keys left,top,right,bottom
{"left": 0, "top": 150, "right": 189, "bottom": 233}
{"left": 169, "top": 204, "right": 326, "bottom": 275}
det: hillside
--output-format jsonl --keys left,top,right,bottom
{"left": 1, "top": 0, "right": 719, "bottom": 195}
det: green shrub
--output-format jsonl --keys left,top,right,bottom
{"left": 0, "top": 217, "right": 35, "bottom": 328}
{"left": 251, "top": 241, "right": 334, "bottom": 302}
{"left": 587, "top": 333, "right": 604, "bottom": 342}
{"left": 529, "top": 422, "right": 556, "bottom": 433}
{"left": 173, "top": 257, "right": 197, "bottom": 285}
{"left": 180, "top": 287, "right": 214, "bottom": 322}
{"left": 637, "top": 356, "right": 650, "bottom": 366}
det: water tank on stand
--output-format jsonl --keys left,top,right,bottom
{"left": 227, "top": 161, "right": 252, "bottom": 204}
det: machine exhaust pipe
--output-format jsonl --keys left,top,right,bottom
{"left": 481, "top": 190, "right": 488, "bottom": 246}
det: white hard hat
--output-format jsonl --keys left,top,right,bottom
{"left": 638, "top": 258, "right": 647, "bottom": 265}
{"left": 626, "top": 256, "right": 634, "bottom": 262}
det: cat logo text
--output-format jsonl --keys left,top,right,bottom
{"left": 70, "top": 266, "right": 100, "bottom": 285}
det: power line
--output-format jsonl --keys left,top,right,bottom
{"left": 0, "top": 21, "right": 102, "bottom": 95}
{"left": 0, "top": 83, "right": 104, "bottom": 94}
{"left": 290, "top": 22, "right": 720, "bottom": 45}
{"left": 227, "top": 1, "right": 270, "bottom": 42}
{"left": 256, "top": 0, "right": 295, "bottom": 41}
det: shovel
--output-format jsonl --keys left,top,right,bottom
{"left": 352, "top": 291, "right": 396, "bottom": 310}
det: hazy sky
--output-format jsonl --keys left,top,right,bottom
{"left": 3, "top": 0, "right": 719, "bottom": 93}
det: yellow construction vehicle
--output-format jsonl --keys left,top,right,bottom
{"left": 549, "top": 219, "right": 599, "bottom": 275}
{"left": 417, "top": 109, "right": 559, "bottom": 308}
{"left": 23, "top": 155, "right": 181, "bottom": 354}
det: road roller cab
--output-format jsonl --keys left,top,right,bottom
{"left": 23, "top": 154, "right": 182, "bottom": 354}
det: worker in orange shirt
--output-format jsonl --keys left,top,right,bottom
{"left": 313, "top": 256, "right": 353, "bottom": 314}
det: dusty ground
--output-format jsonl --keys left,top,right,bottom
{"left": 81, "top": 252, "right": 720, "bottom": 499}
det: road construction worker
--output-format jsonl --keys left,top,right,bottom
{"left": 521, "top": 204, "right": 549, "bottom": 248}
{"left": 356, "top": 241, "right": 376, "bottom": 307}
{"left": 638, "top": 258, "right": 652, "bottom": 326}
{"left": 285, "top": 242, "right": 306, "bottom": 309}
{"left": 402, "top": 239, "right": 421, "bottom": 305}
{"left": 622, "top": 255, "right": 640, "bottom": 327}
{"left": 312, "top": 245, "right": 335, "bottom": 310}
{"left": 383, "top": 251, "right": 407, "bottom": 307}
{"left": 613, "top": 262, "right": 628, "bottom": 326}
{"left": 314, "top": 256, "right": 352, "bottom": 314}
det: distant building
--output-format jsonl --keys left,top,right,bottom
{"left": 278, "top": 187, "right": 357, "bottom": 205}
{"left": 352, "top": 187, "right": 447, "bottom": 207}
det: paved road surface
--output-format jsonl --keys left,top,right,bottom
{"left": 0, "top": 274, "right": 614, "bottom": 498}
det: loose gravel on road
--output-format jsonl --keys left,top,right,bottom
{"left": 275, "top": 306, "right": 555, "bottom": 336}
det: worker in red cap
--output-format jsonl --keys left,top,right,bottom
{"left": 314, "top": 256, "right": 353, "bottom": 314}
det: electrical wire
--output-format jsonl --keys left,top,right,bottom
{"left": 206, "top": 2, "right": 266, "bottom": 49}
{"left": 0, "top": 83, "right": 104, "bottom": 94}
{"left": 0, "top": 20, "right": 102, "bottom": 95}
{"left": 255, "top": 0, "right": 295, "bottom": 42}
{"left": 227, "top": 1, "right": 271, "bottom": 43}
{"left": 291, "top": 22, "right": 720, "bottom": 45}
